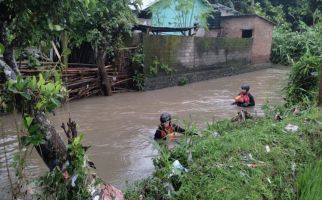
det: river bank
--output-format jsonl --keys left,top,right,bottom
{"left": 125, "top": 106, "right": 322, "bottom": 199}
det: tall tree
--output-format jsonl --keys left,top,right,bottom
{"left": 0, "top": 0, "right": 69, "bottom": 78}
{"left": 0, "top": 0, "right": 141, "bottom": 96}
{"left": 67, "top": 0, "right": 141, "bottom": 95}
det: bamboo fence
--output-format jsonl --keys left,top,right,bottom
{"left": 20, "top": 62, "right": 134, "bottom": 101}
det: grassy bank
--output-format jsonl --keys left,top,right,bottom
{"left": 125, "top": 107, "right": 322, "bottom": 200}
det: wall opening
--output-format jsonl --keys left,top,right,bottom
{"left": 242, "top": 29, "right": 253, "bottom": 38}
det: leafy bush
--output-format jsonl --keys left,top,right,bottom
{"left": 284, "top": 54, "right": 320, "bottom": 107}
{"left": 133, "top": 71, "right": 145, "bottom": 91}
{"left": 147, "top": 57, "right": 174, "bottom": 76}
{"left": 37, "top": 134, "right": 94, "bottom": 200}
{"left": 271, "top": 23, "right": 322, "bottom": 65}
{"left": 178, "top": 77, "right": 188, "bottom": 86}
{"left": 2, "top": 73, "right": 65, "bottom": 113}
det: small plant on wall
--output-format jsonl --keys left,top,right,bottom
{"left": 132, "top": 46, "right": 144, "bottom": 68}
{"left": 148, "top": 57, "right": 160, "bottom": 75}
{"left": 160, "top": 63, "right": 174, "bottom": 75}
{"left": 133, "top": 71, "right": 145, "bottom": 91}
{"left": 148, "top": 56, "right": 175, "bottom": 76}
{"left": 132, "top": 46, "right": 145, "bottom": 91}
{"left": 178, "top": 77, "right": 188, "bottom": 86}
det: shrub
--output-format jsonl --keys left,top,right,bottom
{"left": 284, "top": 54, "right": 320, "bottom": 107}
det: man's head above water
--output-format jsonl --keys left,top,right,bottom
{"left": 160, "top": 112, "right": 171, "bottom": 127}
{"left": 241, "top": 84, "right": 250, "bottom": 93}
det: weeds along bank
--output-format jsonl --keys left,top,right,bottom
{"left": 125, "top": 106, "right": 322, "bottom": 199}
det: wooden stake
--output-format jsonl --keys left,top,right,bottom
{"left": 96, "top": 48, "right": 112, "bottom": 96}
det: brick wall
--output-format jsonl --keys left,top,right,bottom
{"left": 143, "top": 35, "right": 252, "bottom": 74}
{"left": 220, "top": 16, "right": 274, "bottom": 64}
{"left": 142, "top": 35, "right": 261, "bottom": 90}
{"left": 252, "top": 17, "right": 273, "bottom": 63}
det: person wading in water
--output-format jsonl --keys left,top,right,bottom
{"left": 154, "top": 112, "right": 186, "bottom": 140}
{"left": 232, "top": 84, "right": 255, "bottom": 107}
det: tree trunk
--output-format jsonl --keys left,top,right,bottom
{"left": 61, "top": 31, "right": 69, "bottom": 68}
{"left": 96, "top": 48, "right": 112, "bottom": 96}
{"left": 319, "top": 62, "right": 322, "bottom": 106}
{"left": 33, "top": 111, "right": 67, "bottom": 170}
{"left": 0, "top": 21, "right": 20, "bottom": 75}
{"left": 0, "top": 59, "right": 16, "bottom": 81}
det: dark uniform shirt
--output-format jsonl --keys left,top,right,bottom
{"left": 154, "top": 123, "right": 185, "bottom": 140}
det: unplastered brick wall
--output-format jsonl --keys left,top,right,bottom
{"left": 143, "top": 35, "right": 252, "bottom": 76}
{"left": 220, "top": 16, "right": 274, "bottom": 64}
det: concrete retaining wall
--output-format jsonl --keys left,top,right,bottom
{"left": 142, "top": 35, "right": 270, "bottom": 90}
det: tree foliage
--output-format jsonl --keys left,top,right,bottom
{"left": 150, "top": 0, "right": 213, "bottom": 28}
{"left": 68, "top": 0, "right": 141, "bottom": 57}
{"left": 271, "top": 21, "right": 322, "bottom": 65}
{"left": 208, "top": 0, "right": 322, "bottom": 27}
{"left": 0, "top": 0, "right": 141, "bottom": 77}
{"left": 284, "top": 54, "right": 321, "bottom": 107}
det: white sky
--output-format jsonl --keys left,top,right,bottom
{"left": 141, "top": 0, "right": 157, "bottom": 9}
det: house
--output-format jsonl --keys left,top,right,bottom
{"left": 140, "top": 0, "right": 210, "bottom": 29}
{"left": 138, "top": 0, "right": 275, "bottom": 64}
{"left": 138, "top": 1, "right": 239, "bottom": 31}
{"left": 218, "top": 15, "right": 275, "bottom": 64}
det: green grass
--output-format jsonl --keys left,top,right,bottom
{"left": 125, "top": 107, "right": 322, "bottom": 200}
{"left": 297, "top": 158, "right": 322, "bottom": 200}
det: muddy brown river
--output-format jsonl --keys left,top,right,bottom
{"left": 0, "top": 66, "right": 289, "bottom": 197}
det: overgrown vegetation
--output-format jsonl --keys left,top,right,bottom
{"left": 271, "top": 23, "right": 322, "bottom": 65}
{"left": 178, "top": 77, "right": 188, "bottom": 86}
{"left": 126, "top": 106, "right": 322, "bottom": 199}
{"left": 132, "top": 46, "right": 145, "bottom": 90}
{"left": 271, "top": 13, "right": 322, "bottom": 109}
{"left": 133, "top": 71, "right": 145, "bottom": 91}
{"left": 36, "top": 133, "right": 99, "bottom": 200}
{"left": 3, "top": 72, "right": 65, "bottom": 114}
{"left": 209, "top": 0, "right": 321, "bottom": 27}
{"left": 0, "top": 70, "right": 67, "bottom": 198}
{"left": 1, "top": 71, "right": 105, "bottom": 199}
{"left": 297, "top": 158, "right": 322, "bottom": 200}
{"left": 284, "top": 55, "right": 320, "bottom": 107}
{"left": 131, "top": 54, "right": 176, "bottom": 90}
{"left": 148, "top": 57, "right": 175, "bottom": 76}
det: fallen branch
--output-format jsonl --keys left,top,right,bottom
{"left": 231, "top": 110, "right": 253, "bottom": 122}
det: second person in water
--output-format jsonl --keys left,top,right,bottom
{"left": 232, "top": 84, "right": 255, "bottom": 107}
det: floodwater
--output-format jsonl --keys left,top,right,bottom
{"left": 0, "top": 66, "right": 289, "bottom": 196}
